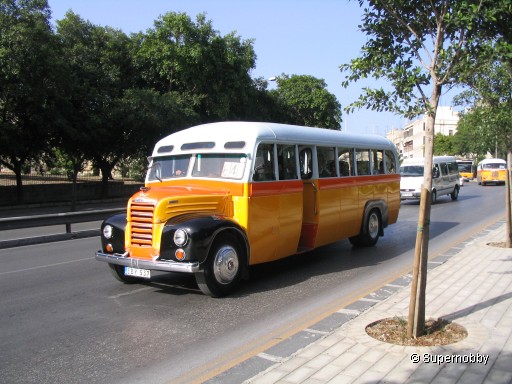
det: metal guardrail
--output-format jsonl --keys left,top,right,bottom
{"left": 0, "top": 208, "right": 125, "bottom": 249}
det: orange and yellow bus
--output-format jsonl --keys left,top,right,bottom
{"left": 477, "top": 158, "right": 507, "bottom": 186}
{"left": 96, "top": 122, "right": 400, "bottom": 297}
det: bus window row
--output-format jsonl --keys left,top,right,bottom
{"left": 253, "top": 144, "right": 397, "bottom": 182}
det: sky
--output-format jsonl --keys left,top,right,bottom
{"left": 47, "top": 0, "right": 455, "bottom": 136}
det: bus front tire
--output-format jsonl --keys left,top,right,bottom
{"left": 108, "top": 263, "right": 140, "bottom": 284}
{"left": 349, "top": 209, "right": 381, "bottom": 247}
{"left": 195, "top": 234, "right": 242, "bottom": 297}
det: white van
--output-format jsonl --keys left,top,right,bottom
{"left": 400, "top": 156, "right": 461, "bottom": 203}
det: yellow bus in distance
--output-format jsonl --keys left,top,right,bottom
{"left": 456, "top": 159, "right": 475, "bottom": 181}
{"left": 477, "top": 158, "right": 507, "bottom": 186}
{"left": 96, "top": 122, "right": 401, "bottom": 297}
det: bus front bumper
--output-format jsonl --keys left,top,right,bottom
{"left": 95, "top": 251, "right": 200, "bottom": 273}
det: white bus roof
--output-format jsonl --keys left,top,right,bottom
{"left": 152, "top": 121, "right": 396, "bottom": 156}
{"left": 478, "top": 158, "right": 506, "bottom": 165}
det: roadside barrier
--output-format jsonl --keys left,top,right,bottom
{"left": 0, "top": 208, "right": 124, "bottom": 249}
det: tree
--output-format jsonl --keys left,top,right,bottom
{"left": 433, "top": 133, "right": 458, "bottom": 156}
{"left": 134, "top": 12, "right": 257, "bottom": 122}
{"left": 340, "top": 0, "right": 500, "bottom": 338}
{"left": 456, "top": 106, "right": 509, "bottom": 160}
{"left": 0, "top": 0, "right": 60, "bottom": 203}
{"left": 55, "top": 11, "right": 201, "bottom": 199}
{"left": 270, "top": 74, "right": 342, "bottom": 129}
{"left": 453, "top": 2, "right": 512, "bottom": 246}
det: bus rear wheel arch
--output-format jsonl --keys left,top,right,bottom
{"left": 349, "top": 208, "right": 382, "bottom": 247}
{"left": 195, "top": 233, "right": 245, "bottom": 297}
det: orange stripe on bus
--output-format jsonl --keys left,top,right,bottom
{"left": 249, "top": 180, "right": 304, "bottom": 196}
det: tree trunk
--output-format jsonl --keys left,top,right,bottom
{"left": 14, "top": 162, "right": 24, "bottom": 205}
{"left": 506, "top": 150, "right": 512, "bottom": 248}
{"left": 407, "top": 92, "right": 439, "bottom": 338}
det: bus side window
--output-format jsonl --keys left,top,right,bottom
{"left": 299, "top": 147, "right": 313, "bottom": 179}
{"left": 356, "top": 149, "right": 371, "bottom": 175}
{"left": 317, "top": 146, "right": 337, "bottom": 177}
{"left": 337, "top": 147, "right": 353, "bottom": 176}
{"left": 384, "top": 150, "right": 396, "bottom": 174}
{"left": 277, "top": 144, "right": 298, "bottom": 180}
{"left": 372, "top": 150, "right": 384, "bottom": 175}
{"left": 253, "top": 143, "right": 275, "bottom": 181}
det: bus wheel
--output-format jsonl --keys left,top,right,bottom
{"left": 349, "top": 209, "right": 381, "bottom": 247}
{"left": 431, "top": 190, "right": 437, "bottom": 204}
{"left": 108, "top": 263, "right": 139, "bottom": 284}
{"left": 195, "top": 234, "right": 242, "bottom": 297}
{"left": 450, "top": 185, "right": 459, "bottom": 200}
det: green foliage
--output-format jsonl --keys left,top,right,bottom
{"left": 134, "top": 12, "right": 257, "bottom": 121}
{"left": 456, "top": 106, "right": 511, "bottom": 160}
{"left": 0, "top": 0, "right": 60, "bottom": 201}
{"left": 452, "top": 7, "right": 512, "bottom": 160}
{"left": 270, "top": 75, "right": 342, "bottom": 129}
{"left": 433, "top": 133, "right": 457, "bottom": 156}
{"left": 1, "top": 4, "right": 349, "bottom": 202}
{"left": 340, "top": 0, "right": 498, "bottom": 119}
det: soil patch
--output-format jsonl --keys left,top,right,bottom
{"left": 366, "top": 317, "right": 467, "bottom": 346}
{"left": 487, "top": 242, "right": 508, "bottom": 248}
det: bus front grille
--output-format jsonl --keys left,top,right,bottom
{"left": 130, "top": 202, "right": 154, "bottom": 246}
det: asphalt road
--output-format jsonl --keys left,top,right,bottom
{"left": 0, "top": 181, "right": 506, "bottom": 384}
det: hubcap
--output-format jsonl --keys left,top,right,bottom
{"left": 213, "top": 245, "right": 239, "bottom": 284}
{"left": 368, "top": 213, "right": 379, "bottom": 239}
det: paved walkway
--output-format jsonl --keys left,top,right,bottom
{"left": 208, "top": 220, "right": 512, "bottom": 384}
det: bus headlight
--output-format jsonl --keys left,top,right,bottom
{"left": 103, "top": 225, "right": 113, "bottom": 239}
{"left": 173, "top": 229, "right": 188, "bottom": 246}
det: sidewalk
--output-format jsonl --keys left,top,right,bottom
{"left": 210, "top": 220, "right": 512, "bottom": 384}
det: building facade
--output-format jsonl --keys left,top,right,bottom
{"left": 386, "top": 106, "right": 460, "bottom": 159}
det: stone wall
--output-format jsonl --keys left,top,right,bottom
{"left": 0, "top": 182, "right": 142, "bottom": 206}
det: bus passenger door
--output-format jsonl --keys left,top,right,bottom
{"left": 298, "top": 147, "right": 318, "bottom": 251}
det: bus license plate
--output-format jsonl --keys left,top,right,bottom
{"left": 125, "top": 267, "right": 151, "bottom": 279}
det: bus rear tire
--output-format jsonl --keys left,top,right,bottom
{"left": 349, "top": 209, "right": 381, "bottom": 247}
{"left": 195, "top": 234, "right": 242, "bottom": 297}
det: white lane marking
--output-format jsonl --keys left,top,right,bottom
{"left": 0, "top": 257, "right": 93, "bottom": 275}
{"left": 108, "top": 286, "right": 153, "bottom": 298}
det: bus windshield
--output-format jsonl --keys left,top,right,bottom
{"left": 147, "top": 154, "right": 192, "bottom": 181}
{"left": 483, "top": 162, "right": 506, "bottom": 170}
{"left": 147, "top": 153, "right": 247, "bottom": 182}
{"left": 457, "top": 163, "right": 472, "bottom": 173}
{"left": 400, "top": 165, "right": 424, "bottom": 177}
{"left": 191, "top": 153, "right": 247, "bottom": 179}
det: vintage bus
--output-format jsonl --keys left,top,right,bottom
{"left": 96, "top": 122, "right": 400, "bottom": 297}
{"left": 477, "top": 158, "right": 507, "bottom": 186}
{"left": 456, "top": 159, "right": 475, "bottom": 181}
